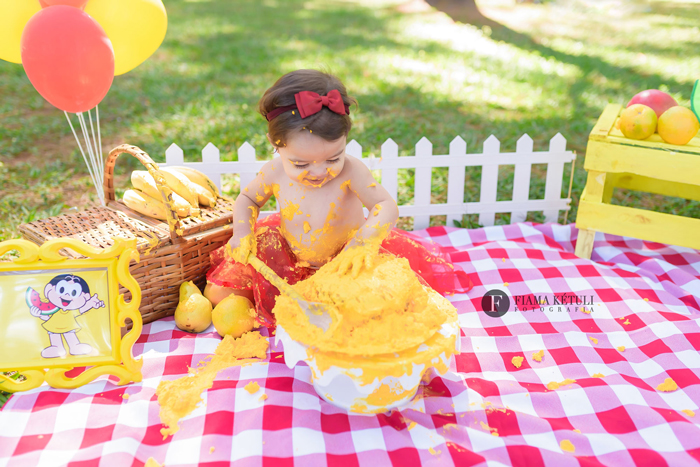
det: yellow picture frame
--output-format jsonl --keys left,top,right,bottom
{"left": 0, "top": 238, "right": 142, "bottom": 392}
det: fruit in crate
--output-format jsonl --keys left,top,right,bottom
{"left": 131, "top": 171, "right": 192, "bottom": 218}
{"left": 657, "top": 106, "right": 700, "bottom": 145}
{"left": 174, "top": 281, "right": 212, "bottom": 333}
{"left": 627, "top": 89, "right": 678, "bottom": 118}
{"left": 212, "top": 294, "right": 257, "bottom": 338}
{"left": 619, "top": 104, "right": 657, "bottom": 140}
{"left": 123, "top": 189, "right": 169, "bottom": 221}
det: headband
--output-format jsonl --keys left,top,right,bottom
{"left": 265, "top": 89, "right": 350, "bottom": 122}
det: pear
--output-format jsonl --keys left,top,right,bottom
{"left": 179, "top": 281, "right": 202, "bottom": 302}
{"left": 175, "top": 281, "right": 212, "bottom": 333}
{"left": 212, "top": 295, "right": 257, "bottom": 338}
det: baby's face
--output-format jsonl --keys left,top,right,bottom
{"left": 276, "top": 131, "right": 346, "bottom": 188}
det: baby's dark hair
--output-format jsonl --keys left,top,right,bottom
{"left": 259, "top": 69, "right": 357, "bottom": 148}
{"left": 49, "top": 274, "right": 90, "bottom": 295}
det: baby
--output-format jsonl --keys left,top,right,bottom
{"left": 206, "top": 70, "right": 470, "bottom": 326}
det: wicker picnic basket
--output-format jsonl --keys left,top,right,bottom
{"left": 19, "top": 144, "right": 235, "bottom": 324}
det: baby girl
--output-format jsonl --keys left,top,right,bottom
{"left": 206, "top": 69, "right": 471, "bottom": 326}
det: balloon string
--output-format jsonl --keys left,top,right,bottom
{"left": 96, "top": 105, "right": 103, "bottom": 176}
{"left": 78, "top": 112, "right": 103, "bottom": 205}
{"left": 79, "top": 112, "right": 105, "bottom": 206}
{"left": 87, "top": 109, "right": 101, "bottom": 178}
{"left": 65, "top": 112, "right": 101, "bottom": 206}
{"left": 76, "top": 112, "right": 104, "bottom": 206}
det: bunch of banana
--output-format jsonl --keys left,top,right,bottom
{"left": 122, "top": 166, "right": 220, "bottom": 221}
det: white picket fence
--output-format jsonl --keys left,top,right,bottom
{"left": 161, "top": 134, "right": 576, "bottom": 230}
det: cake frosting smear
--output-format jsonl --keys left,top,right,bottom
{"left": 274, "top": 247, "right": 457, "bottom": 356}
{"left": 273, "top": 246, "right": 460, "bottom": 413}
{"left": 156, "top": 331, "right": 268, "bottom": 439}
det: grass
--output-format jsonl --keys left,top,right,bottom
{"left": 1, "top": 0, "right": 699, "bottom": 239}
{"left": 0, "top": 0, "right": 698, "bottom": 406}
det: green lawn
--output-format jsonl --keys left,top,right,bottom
{"left": 1, "top": 0, "right": 699, "bottom": 239}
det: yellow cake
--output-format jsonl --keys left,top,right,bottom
{"left": 273, "top": 248, "right": 460, "bottom": 413}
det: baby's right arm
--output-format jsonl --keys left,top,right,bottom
{"left": 227, "top": 160, "right": 279, "bottom": 263}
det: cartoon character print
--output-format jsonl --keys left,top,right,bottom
{"left": 28, "top": 274, "right": 105, "bottom": 358}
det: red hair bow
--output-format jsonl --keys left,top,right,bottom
{"left": 265, "top": 89, "right": 350, "bottom": 121}
{"left": 295, "top": 90, "right": 347, "bottom": 118}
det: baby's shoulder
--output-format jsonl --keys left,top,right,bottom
{"left": 341, "top": 154, "right": 373, "bottom": 182}
{"left": 342, "top": 154, "right": 369, "bottom": 175}
{"left": 259, "top": 157, "right": 285, "bottom": 181}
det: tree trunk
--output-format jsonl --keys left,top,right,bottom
{"left": 425, "top": 0, "right": 495, "bottom": 26}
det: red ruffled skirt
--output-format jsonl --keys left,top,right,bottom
{"left": 207, "top": 213, "right": 473, "bottom": 327}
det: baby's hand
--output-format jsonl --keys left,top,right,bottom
{"left": 327, "top": 243, "right": 377, "bottom": 278}
{"left": 29, "top": 306, "right": 43, "bottom": 317}
{"left": 227, "top": 233, "right": 256, "bottom": 265}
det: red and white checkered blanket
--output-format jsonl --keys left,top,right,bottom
{"left": 2, "top": 223, "right": 699, "bottom": 466}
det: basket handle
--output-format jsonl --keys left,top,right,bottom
{"left": 104, "top": 144, "right": 183, "bottom": 242}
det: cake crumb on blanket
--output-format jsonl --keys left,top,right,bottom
{"left": 546, "top": 379, "right": 576, "bottom": 390}
{"left": 657, "top": 378, "right": 678, "bottom": 392}
{"left": 560, "top": 439, "right": 575, "bottom": 453}
{"left": 156, "top": 331, "right": 269, "bottom": 439}
{"left": 682, "top": 409, "right": 695, "bottom": 417}
{"left": 512, "top": 356, "right": 524, "bottom": 368}
{"left": 589, "top": 337, "right": 598, "bottom": 344}
{"left": 532, "top": 350, "right": 544, "bottom": 362}
{"left": 617, "top": 346, "right": 625, "bottom": 352}
{"left": 244, "top": 381, "right": 260, "bottom": 394}
{"left": 592, "top": 373, "right": 605, "bottom": 378}
{"left": 145, "top": 458, "right": 163, "bottom": 467}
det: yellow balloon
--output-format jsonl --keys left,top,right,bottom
{"left": 85, "top": 0, "right": 167, "bottom": 76}
{"left": 0, "top": 0, "right": 41, "bottom": 64}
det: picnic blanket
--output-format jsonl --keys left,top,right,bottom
{"left": 1, "top": 222, "right": 699, "bottom": 466}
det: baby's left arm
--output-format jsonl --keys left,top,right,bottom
{"left": 327, "top": 158, "right": 398, "bottom": 277}
{"left": 344, "top": 157, "right": 399, "bottom": 248}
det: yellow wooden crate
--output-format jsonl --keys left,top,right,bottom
{"left": 575, "top": 103, "right": 700, "bottom": 259}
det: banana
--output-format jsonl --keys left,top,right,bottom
{"left": 131, "top": 170, "right": 192, "bottom": 217}
{"left": 189, "top": 182, "right": 217, "bottom": 207}
{"left": 168, "top": 166, "right": 220, "bottom": 197}
{"left": 158, "top": 168, "right": 201, "bottom": 216}
{"left": 123, "top": 189, "right": 168, "bottom": 221}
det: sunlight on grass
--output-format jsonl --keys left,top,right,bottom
{"left": 1, "top": 0, "right": 699, "bottom": 240}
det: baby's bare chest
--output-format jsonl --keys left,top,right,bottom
{"left": 274, "top": 182, "right": 365, "bottom": 261}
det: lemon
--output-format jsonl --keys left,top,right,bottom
{"left": 212, "top": 294, "right": 257, "bottom": 338}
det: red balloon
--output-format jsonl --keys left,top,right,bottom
{"left": 39, "top": 0, "right": 88, "bottom": 8}
{"left": 21, "top": 5, "right": 114, "bottom": 113}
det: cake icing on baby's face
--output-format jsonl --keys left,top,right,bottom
{"left": 273, "top": 131, "right": 347, "bottom": 188}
